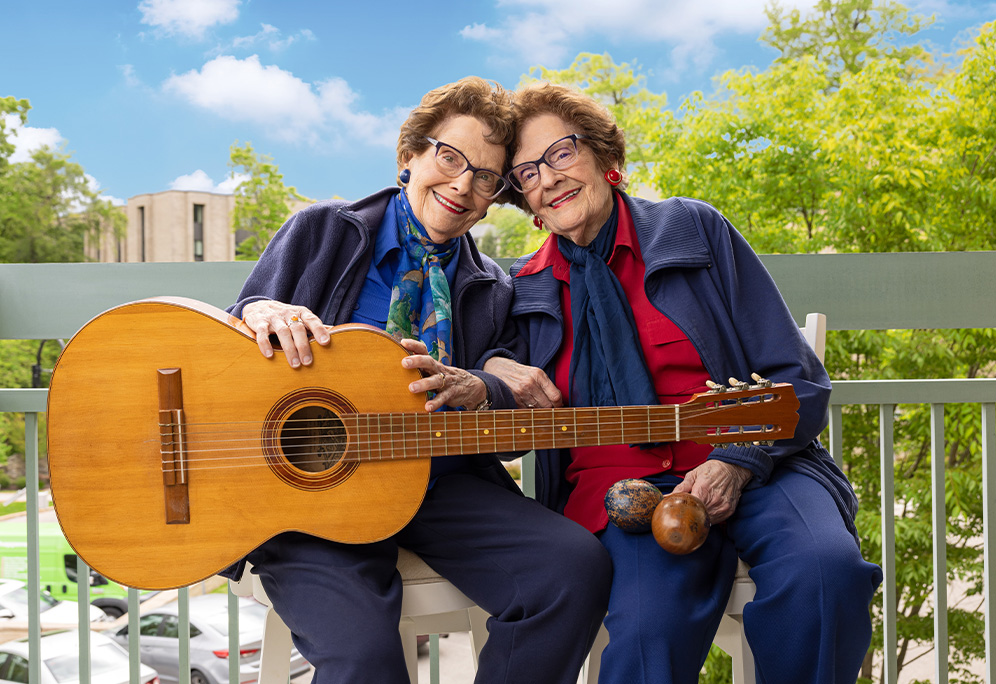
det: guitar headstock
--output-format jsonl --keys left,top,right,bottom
{"left": 682, "top": 375, "right": 800, "bottom": 447}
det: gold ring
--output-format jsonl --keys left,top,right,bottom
{"left": 438, "top": 372, "right": 446, "bottom": 387}
{"left": 290, "top": 315, "right": 300, "bottom": 322}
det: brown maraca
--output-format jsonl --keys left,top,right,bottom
{"left": 651, "top": 492, "right": 711, "bottom": 555}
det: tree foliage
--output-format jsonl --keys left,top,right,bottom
{"left": 522, "top": 4, "right": 995, "bottom": 681}
{"left": 228, "top": 141, "right": 308, "bottom": 260}
{"left": 0, "top": 98, "right": 123, "bottom": 264}
{"left": 474, "top": 206, "right": 546, "bottom": 259}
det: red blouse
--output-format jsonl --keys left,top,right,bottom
{"left": 517, "top": 199, "right": 713, "bottom": 532}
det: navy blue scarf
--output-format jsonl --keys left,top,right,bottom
{"left": 557, "top": 199, "right": 658, "bottom": 408}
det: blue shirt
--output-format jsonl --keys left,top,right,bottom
{"left": 349, "top": 192, "right": 467, "bottom": 481}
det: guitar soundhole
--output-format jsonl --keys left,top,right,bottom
{"left": 280, "top": 406, "right": 346, "bottom": 472}
{"left": 263, "top": 387, "right": 358, "bottom": 491}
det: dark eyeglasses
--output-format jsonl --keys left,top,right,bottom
{"left": 506, "top": 134, "right": 587, "bottom": 192}
{"left": 424, "top": 137, "right": 508, "bottom": 200}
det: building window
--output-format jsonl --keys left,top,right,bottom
{"left": 139, "top": 206, "right": 146, "bottom": 262}
{"left": 193, "top": 203, "right": 204, "bottom": 261}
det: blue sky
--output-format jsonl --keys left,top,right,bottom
{"left": 2, "top": 0, "right": 991, "bottom": 205}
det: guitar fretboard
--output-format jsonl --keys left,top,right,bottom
{"left": 340, "top": 405, "right": 684, "bottom": 459}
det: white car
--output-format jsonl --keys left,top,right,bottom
{"left": 0, "top": 629, "right": 159, "bottom": 684}
{"left": 110, "top": 594, "right": 310, "bottom": 684}
{"left": 0, "top": 580, "right": 106, "bottom": 625}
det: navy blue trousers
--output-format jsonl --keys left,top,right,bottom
{"left": 245, "top": 472, "right": 613, "bottom": 684}
{"left": 598, "top": 470, "right": 883, "bottom": 684}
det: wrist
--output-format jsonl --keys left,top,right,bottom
{"left": 473, "top": 384, "right": 492, "bottom": 411}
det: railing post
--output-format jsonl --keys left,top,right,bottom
{"left": 982, "top": 402, "right": 995, "bottom": 684}
{"left": 930, "top": 404, "right": 948, "bottom": 683}
{"left": 128, "top": 589, "right": 141, "bottom": 684}
{"left": 25, "top": 411, "right": 41, "bottom": 684}
{"left": 879, "top": 404, "right": 897, "bottom": 684}
{"left": 77, "top": 557, "right": 91, "bottom": 684}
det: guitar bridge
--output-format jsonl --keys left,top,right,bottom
{"left": 158, "top": 368, "right": 190, "bottom": 524}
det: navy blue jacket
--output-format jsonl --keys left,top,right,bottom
{"left": 510, "top": 193, "right": 859, "bottom": 538}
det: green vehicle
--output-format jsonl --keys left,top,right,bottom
{"left": 0, "top": 520, "right": 153, "bottom": 617}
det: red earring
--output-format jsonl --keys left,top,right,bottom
{"left": 604, "top": 169, "right": 622, "bottom": 186}
{"left": 533, "top": 216, "right": 544, "bottom": 229}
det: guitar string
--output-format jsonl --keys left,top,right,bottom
{"left": 156, "top": 401, "right": 769, "bottom": 448}
{"left": 154, "top": 403, "right": 783, "bottom": 473}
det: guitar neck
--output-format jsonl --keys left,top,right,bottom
{"left": 341, "top": 405, "right": 682, "bottom": 460}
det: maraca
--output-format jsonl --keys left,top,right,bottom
{"left": 605, "top": 479, "right": 711, "bottom": 554}
{"left": 604, "top": 479, "right": 663, "bottom": 532}
{"left": 651, "top": 492, "right": 710, "bottom": 555}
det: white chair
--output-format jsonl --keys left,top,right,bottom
{"left": 584, "top": 313, "right": 828, "bottom": 684}
{"left": 230, "top": 548, "right": 489, "bottom": 684}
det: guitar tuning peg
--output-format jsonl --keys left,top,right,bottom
{"left": 706, "top": 380, "right": 726, "bottom": 393}
{"left": 728, "top": 377, "right": 749, "bottom": 391}
{"left": 750, "top": 372, "right": 773, "bottom": 388}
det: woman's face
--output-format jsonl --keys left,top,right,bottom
{"left": 513, "top": 113, "right": 615, "bottom": 247}
{"left": 402, "top": 115, "right": 505, "bottom": 244}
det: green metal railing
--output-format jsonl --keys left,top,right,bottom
{"left": 2, "top": 254, "right": 995, "bottom": 683}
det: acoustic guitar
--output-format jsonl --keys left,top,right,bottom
{"left": 46, "top": 297, "right": 800, "bottom": 590}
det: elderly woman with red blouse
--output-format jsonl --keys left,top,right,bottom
{"left": 486, "top": 82, "right": 882, "bottom": 684}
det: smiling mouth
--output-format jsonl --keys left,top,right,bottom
{"left": 433, "top": 191, "right": 468, "bottom": 214}
{"left": 549, "top": 189, "right": 580, "bottom": 208}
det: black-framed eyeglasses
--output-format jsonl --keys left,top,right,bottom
{"left": 424, "top": 137, "right": 509, "bottom": 200}
{"left": 506, "top": 134, "right": 587, "bottom": 192}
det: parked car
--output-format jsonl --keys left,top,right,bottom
{"left": 110, "top": 594, "right": 310, "bottom": 684}
{"left": 0, "top": 580, "right": 106, "bottom": 625}
{"left": 0, "top": 629, "right": 159, "bottom": 684}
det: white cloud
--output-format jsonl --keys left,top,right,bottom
{"left": 216, "top": 173, "right": 249, "bottom": 194}
{"left": 85, "top": 174, "right": 127, "bottom": 206}
{"left": 227, "top": 23, "right": 316, "bottom": 52}
{"left": 3, "top": 114, "right": 63, "bottom": 163}
{"left": 120, "top": 64, "right": 144, "bottom": 88}
{"left": 138, "top": 0, "right": 240, "bottom": 39}
{"left": 169, "top": 169, "right": 249, "bottom": 194}
{"left": 162, "top": 55, "right": 409, "bottom": 147}
{"left": 464, "top": 0, "right": 819, "bottom": 70}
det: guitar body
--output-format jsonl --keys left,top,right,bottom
{"left": 47, "top": 298, "right": 430, "bottom": 590}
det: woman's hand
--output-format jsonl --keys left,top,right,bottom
{"left": 399, "top": 339, "right": 488, "bottom": 412}
{"left": 483, "top": 356, "right": 563, "bottom": 408}
{"left": 671, "top": 460, "right": 753, "bottom": 524}
{"left": 242, "top": 301, "right": 330, "bottom": 368}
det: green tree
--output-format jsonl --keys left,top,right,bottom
{"left": 762, "top": 0, "right": 934, "bottom": 91}
{"left": 228, "top": 141, "right": 308, "bottom": 259}
{"left": 0, "top": 100, "right": 123, "bottom": 264}
{"left": 474, "top": 206, "right": 545, "bottom": 259}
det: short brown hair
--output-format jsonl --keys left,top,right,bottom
{"left": 396, "top": 77, "right": 515, "bottom": 182}
{"left": 507, "top": 82, "right": 628, "bottom": 212}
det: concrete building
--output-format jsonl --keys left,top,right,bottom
{"left": 88, "top": 190, "right": 312, "bottom": 262}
